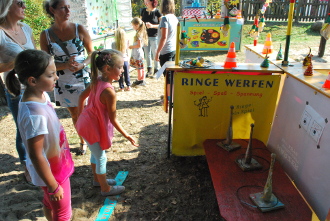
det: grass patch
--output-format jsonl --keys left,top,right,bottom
{"left": 242, "top": 21, "right": 322, "bottom": 50}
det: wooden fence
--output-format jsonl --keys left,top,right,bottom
{"left": 242, "top": 0, "right": 329, "bottom": 22}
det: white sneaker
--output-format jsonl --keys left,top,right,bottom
{"left": 101, "top": 185, "right": 125, "bottom": 196}
{"left": 93, "top": 179, "right": 117, "bottom": 187}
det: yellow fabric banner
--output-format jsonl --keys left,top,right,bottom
{"left": 172, "top": 72, "right": 281, "bottom": 156}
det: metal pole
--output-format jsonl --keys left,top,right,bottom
{"left": 167, "top": 71, "right": 174, "bottom": 158}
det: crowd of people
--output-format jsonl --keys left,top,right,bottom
{"left": 0, "top": 0, "right": 177, "bottom": 220}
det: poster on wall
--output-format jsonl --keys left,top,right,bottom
{"left": 85, "top": 0, "right": 132, "bottom": 38}
{"left": 172, "top": 72, "right": 281, "bottom": 156}
{"left": 181, "top": 19, "right": 242, "bottom": 51}
{"left": 186, "top": 26, "right": 229, "bottom": 49}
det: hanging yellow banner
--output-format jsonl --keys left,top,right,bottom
{"left": 172, "top": 72, "right": 281, "bottom": 156}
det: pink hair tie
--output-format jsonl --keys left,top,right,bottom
{"left": 48, "top": 184, "right": 60, "bottom": 195}
{"left": 103, "top": 54, "right": 112, "bottom": 62}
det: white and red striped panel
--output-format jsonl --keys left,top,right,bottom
{"left": 182, "top": 8, "right": 204, "bottom": 18}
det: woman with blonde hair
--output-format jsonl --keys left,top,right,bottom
{"left": 0, "top": 0, "right": 36, "bottom": 183}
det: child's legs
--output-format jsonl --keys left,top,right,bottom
{"left": 123, "top": 61, "right": 131, "bottom": 86}
{"left": 87, "top": 141, "right": 110, "bottom": 192}
{"left": 137, "top": 68, "right": 145, "bottom": 81}
{"left": 118, "top": 75, "right": 125, "bottom": 89}
{"left": 88, "top": 141, "right": 107, "bottom": 174}
{"left": 42, "top": 178, "right": 72, "bottom": 221}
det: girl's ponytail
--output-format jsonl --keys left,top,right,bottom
{"left": 5, "top": 69, "right": 21, "bottom": 97}
{"left": 131, "top": 17, "right": 148, "bottom": 47}
{"left": 90, "top": 51, "right": 99, "bottom": 90}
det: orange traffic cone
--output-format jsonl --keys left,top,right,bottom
{"left": 262, "top": 33, "right": 273, "bottom": 54}
{"left": 236, "top": 10, "right": 242, "bottom": 19}
{"left": 223, "top": 42, "right": 237, "bottom": 68}
{"left": 322, "top": 72, "right": 330, "bottom": 88}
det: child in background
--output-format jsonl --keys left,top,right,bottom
{"left": 6, "top": 49, "right": 74, "bottom": 221}
{"left": 129, "top": 17, "right": 148, "bottom": 86}
{"left": 76, "top": 49, "right": 139, "bottom": 196}
{"left": 112, "top": 28, "right": 131, "bottom": 91}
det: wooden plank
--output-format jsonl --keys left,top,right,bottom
{"left": 164, "top": 61, "right": 284, "bottom": 74}
{"left": 279, "top": 62, "right": 330, "bottom": 98}
{"left": 203, "top": 139, "right": 312, "bottom": 221}
{"left": 244, "top": 44, "right": 330, "bottom": 98}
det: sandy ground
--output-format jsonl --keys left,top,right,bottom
{"left": 0, "top": 45, "right": 329, "bottom": 221}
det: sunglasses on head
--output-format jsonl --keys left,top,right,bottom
{"left": 16, "top": 1, "right": 25, "bottom": 8}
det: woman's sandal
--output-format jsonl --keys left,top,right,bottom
{"left": 76, "top": 143, "right": 87, "bottom": 155}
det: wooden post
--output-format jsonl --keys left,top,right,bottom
{"left": 282, "top": 0, "right": 295, "bottom": 66}
{"left": 319, "top": 36, "right": 327, "bottom": 58}
{"left": 175, "top": 22, "right": 181, "bottom": 65}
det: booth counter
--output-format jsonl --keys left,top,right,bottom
{"left": 163, "top": 61, "right": 284, "bottom": 156}
{"left": 245, "top": 44, "right": 330, "bottom": 221}
{"left": 162, "top": 44, "right": 330, "bottom": 219}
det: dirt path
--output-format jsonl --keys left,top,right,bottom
{"left": 0, "top": 46, "right": 328, "bottom": 220}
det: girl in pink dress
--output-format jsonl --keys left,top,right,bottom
{"left": 76, "top": 49, "right": 139, "bottom": 196}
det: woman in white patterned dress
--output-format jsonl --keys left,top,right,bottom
{"left": 40, "top": 0, "right": 93, "bottom": 155}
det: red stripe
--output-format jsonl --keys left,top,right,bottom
{"left": 290, "top": 0, "right": 295, "bottom": 3}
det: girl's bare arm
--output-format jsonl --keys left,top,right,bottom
{"left": 28, "top": 135, "right": 64, "bottom": 200}
{"left": 100, "top": 87, "right": 139, "bottom": 146}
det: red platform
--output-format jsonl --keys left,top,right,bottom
{"left": 203, "top": 139, "right": 312, "bottom": 221}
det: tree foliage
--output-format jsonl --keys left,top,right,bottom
{"left": 23, "top": 0, "right": 52, "bottom": 47}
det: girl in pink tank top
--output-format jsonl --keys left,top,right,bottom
{"left": 76, "top": 49, "right": 139, "bottom": 196}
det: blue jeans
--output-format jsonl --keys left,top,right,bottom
{"left": 119, "top": 61, "right": 131, "bottom": 89}
{"left": 5, "top": 89, "right": 26, "bottom": 163}
{"left": 143, "top": 37, "right": 160, "bottom": 70}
